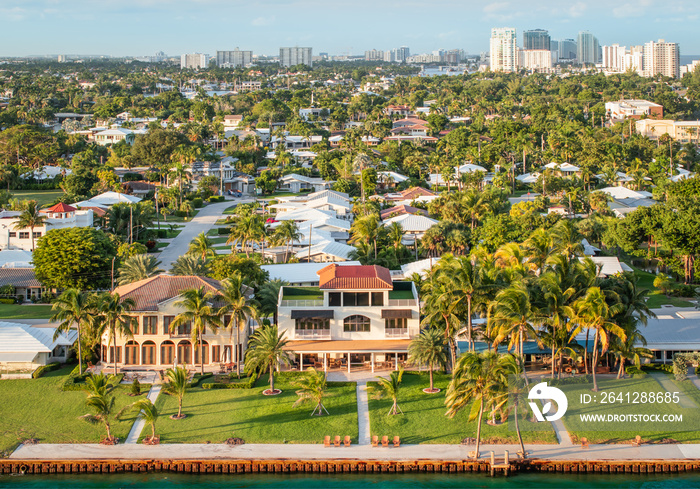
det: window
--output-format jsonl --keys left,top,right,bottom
{"left": 33, "top": 232, "right": 41, "bottom": 238}
{"left": 18, "top": 232, "right": 29, "bottom": 239}
{"left": 385, "top": 317, "right": 407, "bottom": 330}
{"left": 344, "top": 315, "right": 371, "bottom": 332}
{"left": 295, "top": 317, "right": 330, "bottom": 331}
{"left": 212, "top": 345, "right": 221, "bottom": 363}
{"left": 371, "top": 292, "right": 384, "bottom": 306}
{"left": 343, "top": 292, "right": 369, "bottom": 307}
{"left": 175, "top": 321, "right": 191, "bottom": 336}
{"left": 8, "top": 232, "right": 15, "bottom": 238}
{"left": 328, "top": 292, "right": 341, "bottom": 307}
{"left": 130, "top": 317, "right": 139, "bottom": 335}
{"left": 143, "top": 316, "right": 158, "bottom": 335}
{"left": 163, "top": 316, "right": 175, "bottom": 335}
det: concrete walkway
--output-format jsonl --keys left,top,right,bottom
{"left": 356, "top": 381, "right": 371, "bottom": 445}
{"left": 124, "top": 385, "right": 162, "bottom": 444}
{"left": 650, "top": 372, "right": 697, "bottom": 408}
{"left": 157, "top": 199, "right": 251, "bottom": 270}
{"left": 11, "top": 441, "right": 700, "bottom": 462}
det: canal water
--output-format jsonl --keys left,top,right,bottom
{"left": 1, "top": 472, "right": 699, "bottom": 488}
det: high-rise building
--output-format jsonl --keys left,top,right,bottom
{"left": 643, "top": 39, "right": 680, "bottom": 78}
{"left": 365, "top": 49, "right": 384, "bottom": 61}
{"left": 520, "top": 49, "right": 553, "bottom": 72}
{"left": 602, "top": 44, "right": 624, "bottom": 71}
{"left": 557, "top": 39, "right": 577, "bottom": 60}
{"left": 279, "top": 47, "right": 313, "bottom": 67}
{"left": 577, "top": 31, "right": 600, "bottom": 65}
{"left": 490, "top": 27, "right": 518, "bottom": 72}
{"left": 180, "top": 53, "right": 208, "bottom": 69}
{"left": 396, "top": 46, "right": 410, "bottom": 63}
{"left": 216, "top": 48, "right": 252, "bottom": 68}
{"left": 523, "top": 29, "right": 551, "bottom": 51}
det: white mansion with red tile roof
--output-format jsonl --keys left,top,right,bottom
{"left": 0, "top": 203, "right": 94, "bottom": 252}
{"left": 277, "top": 264, "right": 420, "bottom": 373}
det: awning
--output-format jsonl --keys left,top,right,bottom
{"left": 0, "top": 352, "right": 39, "bottom": 362}
{"left": 283, "top": 340, "right": 411, "bottom": 353}
{"left": 381, "top": 309, "right": 413, "bottom": 319}
{"left": 290, "top": 310, "right": 334, "bottom": 320}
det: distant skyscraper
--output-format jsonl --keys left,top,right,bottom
{"left": 490, "top": 27, "right": 518, "bottom": 72}
{"left": 365, "top": 49, "right": 384, "bottom": 61}
{"left": 577, "top": 31, "right": 600, "bottom": 65}
{"left": 180, "top": 53, "right": 208, "bottom": 69}
{"left": 396, "top": 46, "right": 410, "bottom": 63}
{"left": 279, "top": 47, "right": 313, "bottom": 67}
{"left": 523, "top": 29, "right": 551, "bottom": 51}
{"left": 643, "top": 39, "right": 680, "bottom": 78}
{"left": 216, "top": 48, "right": 252, "bottom": 68}
{"left": 558, "top": 39, "right": 577, "bottom": 60}
{"left": 602, "top": 44, "right": 624, "bottom": 71}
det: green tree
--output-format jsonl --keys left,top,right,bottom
{"left": 272, "top": 220, "right": 301, "bottom": 262}
{"left": 163, "top": 366, "right": 188, "bottom": 419}
{"left": 34, "top": 227, "right": 116, "bottom": 290}
{"left": 218, "top": 274, "right": 257, "bottom": 378}
{"left": 408, "top": 329, "right": 446, "bottom": 392}
{"left": 245, "top": 324, "right": 292, "bottom": 394}
{"left": 293, "top": 367, "right": 330, "bottom": 416}
{"left": 80, "top": 374, "right": 117, "bottom": 442}
{"left": 117, "top": 254, "right": 163, "bottom": 286}
{"left": 94, "top": 291, "right": 137, "bottom": 375}
{"left": 255, "top": 279, "right": 287, "bottom": 324}
{"left": 118, "top": 398, "right": 159, "bottom": 442}
{"left": 371, "top": 366, "right": 404, "bottom": 415}
{"left": 171, "top": 287, "right": 222, "bottom": 374}
{"left": 13, "top": 200, "right": 46, "bottom": 251}
{"left": 171, "top": 255, "right": 210, "bottom": 276}
{"left": 653, "top": 273, "right": 672, "bottom": 297}
{"left": 188, "top": 232, "right": 216, "bottom": 261}
{"left": 50, "top": 289, "right": 96, "bottom": 375}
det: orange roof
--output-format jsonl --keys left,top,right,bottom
{"left": 113, "top": 275, "right": 223, "bottom": 311}
{"left": 318, "top": 264, "right": 393, "bottom": 290}
{"left": 380, "top": 204, "right": 428, "bottom": 220}
{"left": 44, "top": 202, "right": 76, "bottom": 213}
{"left": 399, "top": 187, "right": 436, "bottom": 199}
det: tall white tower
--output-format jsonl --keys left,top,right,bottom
{"left": 490, "top": 27, "right": 518, "bottom": 72}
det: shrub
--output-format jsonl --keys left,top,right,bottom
{"left": 192, "top": 197, "right": 204, "bottom": 208}
{"left": 217, "top": 227, "right": 230, "bottom": 236}
{"left": 122, "top": 172, "right": 144, "bottom": 182}
{"left": 0, "top": 298, "right": 16, "bottom": 304}
{"left": 157, "top": 229, "right": 168, "bottom": 239}
{"left": 550, "top": 375, "right": 593, "bottom": 386}
{"left": 32, "top": 362, "right": 61, "bottom": 379}
{"left": 188, "top": 372, "right": 213, "bottom": 388}
{"left": 641, "top": 363, "right": 674, "bottom": 374}
{"left": 131, "top": 378, "right": 141, "bottom": 395}
{"left": 625, "top": 366, "right": 647, "bottom": 378}
{"left": 145, "top": 240, "right": 157, "bottom": 250}
{"left": 202, "top": 374, "right": 258, "bottom": 390}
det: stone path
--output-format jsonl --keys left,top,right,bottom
{"left": 124, "top": 385, "right": 162, "bottom": 444}
{"left": 356, "top": 381, "right": 371, "bottom": 445}
{"left": 550, "top": 417, "right": 574, "bottom": 446}
{"left": 650, "top": 372, "right": 697, "bottom": 408}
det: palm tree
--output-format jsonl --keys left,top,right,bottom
{"left": 272, "top": 220, "right": 301, "bottom": 262}
{"left": 353, "top": 152, "right": 373, "bottom": 202}
{"left": 118, "top": 398, "right": 159, "bottom": 442}
{"left": 349, "top": 215, "right": 380, "bottom": 260}
{"left": 117, "top": 255, "right": 163, "bottom": 285}
{"left": 171, "top": 287, "right": 222, "bottom": 374}
{"left": 81, "top": 386, "right": 117, "bottom": 443}
{"left": 540, "top": 272, "right": 575, "bottom": 379}
{"left": 84, "top": 371, "right": 111, "bottom": 397}
{"left": 171, "top": 255, "right": 210, "bottom": 276}
{"left": 188, "top": 232, "right": 216, "bottom": 261}
{"left": 255, "top": 279, "right": 288, "bottom": 324}
{"left": 94, "top": 291, "right": 137, "bottom": 375}
{"left": 227, "top": 215, "right": 264, "bottom": 257}
{"left": 50, "top": 289, "right": 95, "bottom": 375}
{"left": 163, "top": 366, "right": 188, "bottom": 419}
{"left": 13, "top": 200, "right": 46, "bottom": 251}
{"left": 372, "top": 367, "right": 404, "bottom": 415}
{"left": 218, "top": 274, "right": 257, "bottom": 378}
{"left": 386, "top": 221, "right": 404, "bottom": 257}
{"left": 170, "top": 144, "right": 200, "bottom": 207}
{"left": 446, "top": 351, "right": 513, "bottom": 460}
{"left": 245, "top": 324, "right": 292, "bottom": 394}
{"left": 408, "top": 329, "right": 446, "bottom": 393}
{"left": 570, "top": 287, "right": 626, "bottom": 391}
{"left": 293, "top": 367, "right": 329, "bottom": 416}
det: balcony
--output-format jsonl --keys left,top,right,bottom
{"left": 387, "top": 299, "right": 417, "bottom": 307}
{"left": 281, "top": 286, "right": 323, "bottom": 308}
{"left": 281, "top": 299, "right": 324, "bottom": 307}
{"left": 294, "top": 329, "right": 331, "bottom": 340}
{"left": 385, "top": 328, "right": 409, "bottom": 338}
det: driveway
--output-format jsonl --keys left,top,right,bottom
{"left": 156, "top": 199, "right": 250, "bottom": 270}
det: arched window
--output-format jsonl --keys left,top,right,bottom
{"left": 194, "top": 340, "right": 209, "bottom": 365}
{"left": 177, "top": 340, "right": 192, "bottom": 365}
{"left": 142, "top": 341, "right": 156, "bottom": 365}
{"left": 124, "top": 340, "right": 139, "bottom": 365}
{"left": 160, "top": 340, "right": 175, "bottom": 365}
{"left": 343, "top": 315, "right": 371, "bottom": 332}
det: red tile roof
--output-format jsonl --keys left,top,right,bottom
{"left": 399, "top": 187, "right": 436, "bottom": 199}
{"left": 113, "top": 275, "right": 223, "bottom": 311}
{"left": 44, "top": 202, "right": 76, "bottom": 213}
{"left": 79, "top": 206, "right": 107, "bottom": 217}
{"left": 380, "top": 204, "right": 428, "bottom": 220}
{"left": 318, "top": 264, "right": 393, "bottom": 290}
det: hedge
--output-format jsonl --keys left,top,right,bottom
{"left": 192, "top": 197, "right": 203, "bottom": 208}
{"left": 156, "top": 229, "right": 168, "bottom": 239}
{"left": 0, "top": 298, "right": 16, "bottom": 304}
{"left": 188, "top": 372, "right": 213, "bottom": 388}
{"left": 32, "top": 362, "right": 61, "bottom": 379}
{"left": 625, "top": 366, "right": 648, "bottom": 378}
{"left": 550, "top": 374, "right": 593, "bottom": 386}
{"left": 202, "top": 374, "right": 258, "bottom": 390}
{"left": 217, "top": 227, "right": 230, "bottom": 235}
{"left": 642, "top": 363, "right": 674, "bottom": 374}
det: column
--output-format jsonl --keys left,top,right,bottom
{"left": 347, "top": 352, "right": 351, "bottom": 373}
{"left": 395, "top": 352, "right": 398, "bottom": 371}
{"left": 299, "top": 353, "right": 303, "bottom": 371}
{"left": 371, "top": 352, "right": 375, "bottom": 373}
{"left": 323, "top": 353, "right": 327, "bottom": 372}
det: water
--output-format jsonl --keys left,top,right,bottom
{"left": 1, "top": 473, "right": 700, "bottom": 488}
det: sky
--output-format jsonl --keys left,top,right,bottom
{"left": 1, "top": 0, "right": 699, "bottom": 58}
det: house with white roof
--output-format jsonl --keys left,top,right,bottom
{"left": 189, "top": 158, "right": 255, "bottom": 195}
{"left": 262, "top": 261, "right": 361, "bottom": 286}
{"left": 382, "top": 214, "right": 438, "bottom": 245}
{"left": 377, "top": 171, "right": 409, "bottom": 190}
{"left": 599, "top": 186, "right": 656, "bottom": 218}
{"left": 94, "top": 127, "right": 141, "bottom": 146}
{"left": 295, "top": 240, "right": 356, "bottom": 262}
{"left": 74, "top": 191, "right": 142, "bottom": 207}
{"left": 279, "top": 174, "right": 333, "bottom": 193}
{"left": 22, "top": 166, "right": 71, "bottom": 182}
{"left": 544, "top": 162, "right": 580, "bottom": 176}
{"left": 0, "top": 322, "right": 77, "bottom": 370}
{"left": 274, "top": 207, "right": 337, "bottom": 223}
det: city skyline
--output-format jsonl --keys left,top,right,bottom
{"left": 1, "top": 0, "right": 700, "bottom": 58}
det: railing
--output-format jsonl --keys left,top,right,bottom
{"left": 295, "top": 329, "right": 331, "bottom": 340}
{"left": 169, "top": 333, "right": 191, "bottom": 339}
{"left": 385, "top": 328, "right": 409, "bottom": 338}
{"left": 280, "top": 299, "right": 324, "bottom": 307}
{"left": 387, "top": 299, "right": 417, "bottom": 307}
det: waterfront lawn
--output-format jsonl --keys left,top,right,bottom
{"left": 560, "top": 375, "right": 700, "bottom": 444}
{"left": 152, "top": 377, "right": 358, "bottom": 444}
{"left": 12, "top": 190, "right": 65, "bottom": 207}
{"left": 0, "top": 367, "right": 143, "bottom": 456}
{"left": 367, "top": 372, "right": 557, "bottom": 444}
{"left": 0, "top": 304, "right": 53, "bottom": 319}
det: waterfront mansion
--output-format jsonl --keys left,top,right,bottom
{"left": 277, "top": 263, "right": 421, "bottom": 372}
{"left": 99, "top": 275, "right": 254, "bottom": 371}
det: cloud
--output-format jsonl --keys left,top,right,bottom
{"left": 482, "top": 1, "right": 521, "bottom": 22}
{"left": 251, "top": 16, "right": 274, "bottom": 26}
{"left": 0, "top": 6, "right": 26, "bottom": 21}
{"left": 568, "top": 2, "right": 586, "bottom": 18}
{"left": 612, "top": 0, "right": 651, "bottom": 18}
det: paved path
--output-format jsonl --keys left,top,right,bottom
{"left": 687, "top": 372, "right": 700, "bottom": 393}
{"left": 10, "top": 442, "right": 699, "bottom": 461}
{"left": 650, "top": 372, "right": 697, "bottom": 408}
{"left": 124, "top": 385, "right": 162, "bottom": 444}
{"left": 157, "top": 199, "right": 248, "bottom": 270}
{"left": 356, "top": 381, "right": 371, "bottom": 445}
{"left": 550, "top": 418, "right": 574, "bottom": 446}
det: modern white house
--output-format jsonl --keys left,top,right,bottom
{"left": 261, "top": 261, "right": 362, "bottom": 286}
{"left": 74, "top": 191, "right": 142, "bottom": 208}
{"left": 294, "top": 240, "right": 356, "bottom": 263}
{"left": 0, "top": 322, "right": 77, "bottom": 372}
{"left": 277, "top": 264, "right": 420, "bottom": 372}
{"left": 278, "top": 174, "right": 333, "bottom": 193}
{"left": 94, "top": 128, "right": 145, "bottom": 146}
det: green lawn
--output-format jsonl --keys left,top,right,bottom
{"left": 223, "top": 205, "right": 238, "bottom": 215}
{"left": 368, "top": 373, "right": 557, "bottom": 444}
{"left": 559, "top": 374, "right": 700, "bottom": 444}
{"left": 209, "top": 236, "right": 229, "bottom": 245}
{"left": 0, "top": 304, "right": 54, "bottom": 319}
{"left": 167, "top": 209, "right": 200, "bottom": 223}
{"left": 0, "top": 367, "right": 144, "bottom": 456}
{"left": 12, "top": 190, "right": 65, "bottom": 207}
{"left": 153, "top": 377, "right": 358, "bottom": 444}
{"left": 633, "top": 267, "right": 694, "bottom": 308}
